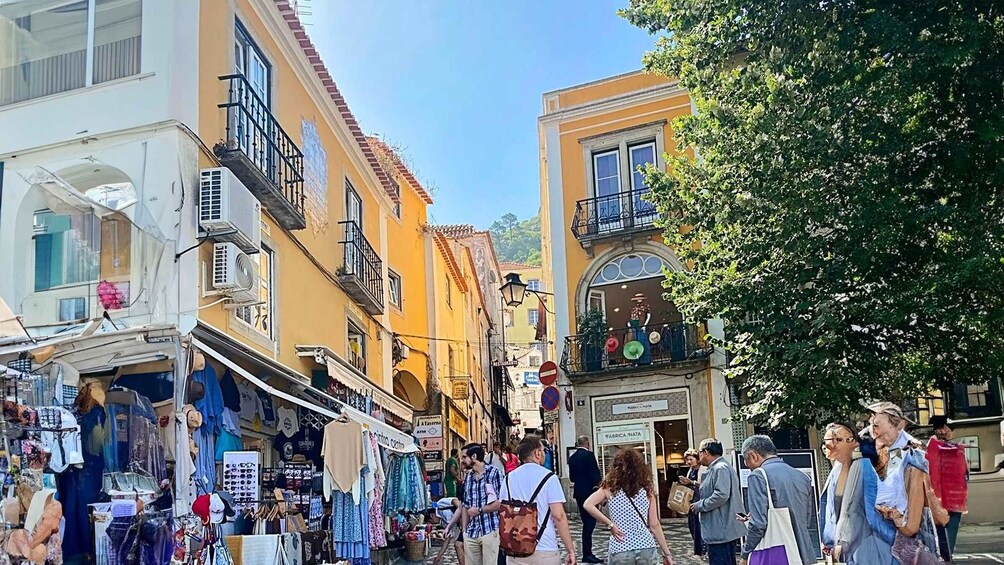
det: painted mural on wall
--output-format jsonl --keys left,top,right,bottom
{"left": 301, "top": 119, "right": 328, "bottom": 235}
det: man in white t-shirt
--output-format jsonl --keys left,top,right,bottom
{"left": 500, "top": 435, "right": 576, "bottom": 565}
{"left": 486, "top": 442, "right": 507, "bottom": 475}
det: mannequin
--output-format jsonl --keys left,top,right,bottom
{"left": 628, "top": 293, "right": 653, "bottom": 365}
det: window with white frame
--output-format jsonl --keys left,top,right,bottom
{"left": 389, "top": 270, "right": 402, "bottom": 309}
{"left": 0, "top": 0, "right": 143, "bottom": 106}
{"left": 235, "top": 244, "right": 274, "bottom": 339}
{"left": 348, "top": 321, "right": 366, "bottom": 374}
{"left": 528, "top": 309, "right": 539, "bottom": 327}
{"left": 527, "top": 279, "right": 542, "bottom": 292}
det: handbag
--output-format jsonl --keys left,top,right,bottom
{"left": 747, "top": 468, "right": 802, "bottom": 565}
{"left": 892, "top": 531, "right": 942, "bottom": 565}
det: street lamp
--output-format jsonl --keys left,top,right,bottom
{"left": 500, "top": 273, "right": 528, "bottom": 307}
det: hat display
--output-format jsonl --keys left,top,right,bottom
{"left": 192, "top": 494, "right": 211, "bottom": 524}
{"left": 648, "top": 331, "right": 661, "bottom": 345}
{"left": 864, "top": 401, "right": 914, "bottom": 425}
{"left": 217, "top": 491, "right": 237, "bottom": 519}
{"left": 605, "top": 337, "right": 620, "bottom": 353}
{"left": 183, "top": 405, "right": 202, "bottom": 429}
{"left": 623, "top": 341, "right": 645, "bottom": 360}
{"left": 209, "top": 493, "right": 225, "bottom": 524}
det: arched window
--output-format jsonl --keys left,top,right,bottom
{"left": 583, "top": 251, "right": 680, "bottom": 330}
{"left": 591, "top": 252, "right": 668, "bottom": 286}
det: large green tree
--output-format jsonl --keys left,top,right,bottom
{"left": 622, "top": 0, "right": 1004, "bottom": 425}
{"left": 489, "top": 213, "right": 542, "bottom": 266}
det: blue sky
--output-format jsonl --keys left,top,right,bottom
{"left": 309, "top": 1, "right": 658, "bottom": 229}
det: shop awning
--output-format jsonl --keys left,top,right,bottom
{"left": 192, "top": 337, "right": 339, "bottom": 421}
{"left": 494, "top": 403, "right": 515, "bottom": 427}
{"left": 193, "top": 327, "right": 418, "bottom": 453}
{"left": 295, "top": 344, "right": 414, "bottom": 422}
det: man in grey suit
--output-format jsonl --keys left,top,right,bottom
{"left": 739, "top": 435, "right": 816, "bottom": 565}
{"left": 690, "top": 438, "right": 746, "bottom": 565}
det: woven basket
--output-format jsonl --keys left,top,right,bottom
{"left": 405, "top": 539, "right": 428, "bottom": 562}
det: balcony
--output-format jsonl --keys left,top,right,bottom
{"left": 214, "top": 74, "right": 306, "bottom": 231}
{"left": 560, "top": 321, "right": 712, "bottom": 377}
{"left": 571, "top": 188, "right": 659, "bottom": 245}
{"left": 338, "top": 221, "right": 384, "bottom": 315}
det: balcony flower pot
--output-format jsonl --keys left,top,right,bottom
{"left": 576, "top": 309, "right": 607, "bottom": 372}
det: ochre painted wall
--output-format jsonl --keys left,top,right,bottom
{"left": 554, "top": 72, "right": 674, "bottom": 110}
{"left": 196, "top": 0, "right": 393, "bottom": 387}
{"left": 552, "top": 91, "right": 693, "bottom": 331}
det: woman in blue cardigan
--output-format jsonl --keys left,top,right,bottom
{"left": 819, "top": 422, "right": 896, "bottom": 565}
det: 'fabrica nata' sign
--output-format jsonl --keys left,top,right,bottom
{"left": 596, "top": 424, "right": 650, "bottom": 445}
{"left": 611, "top": 399, "right": 669, "bottom": 415}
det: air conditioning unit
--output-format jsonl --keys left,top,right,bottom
{"left": 199, "top": 167, "right": 261, "bottom": 254}
{"left": 212, "top": 242, "right": 258, "bottom": 304}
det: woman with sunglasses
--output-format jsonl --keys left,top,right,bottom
{"left": 818, "top": 422, "right": 895, "bottom": 564}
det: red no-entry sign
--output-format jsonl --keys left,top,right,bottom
{"left": 538, "top": 361, "right": 558, "bottom": 386}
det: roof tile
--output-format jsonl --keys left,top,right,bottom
{"left": 270, "top": 0, "right": 399, "bottom": 203}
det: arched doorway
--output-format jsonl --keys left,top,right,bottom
{"left": 393, "top": 370, "right": 426, "bottom": 410}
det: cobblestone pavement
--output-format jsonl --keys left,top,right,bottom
{"left": 433, "top": 518, "right": 704, "bottom": 565}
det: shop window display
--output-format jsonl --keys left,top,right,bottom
{"left": 2, "top": 331, "right": 433, "bottom": 565}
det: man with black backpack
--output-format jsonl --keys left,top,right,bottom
{"left": 499, "top": 435, "right": 576, "bottom": 565}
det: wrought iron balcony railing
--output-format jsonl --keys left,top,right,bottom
{"left": 338, "top": 220, "right": 384, "bottom": 314}
{"left": 570, "top": 188, "right": 659, "bottom": 241}
{"left": 560, "top": 321, "right": 712, "bottom": 376}
{"left": 215, "top": 73, "right": 306, "bottom": 230}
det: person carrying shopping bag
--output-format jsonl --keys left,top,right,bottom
{"left": 739, "top": 436, "right": 816, "bottom": 565}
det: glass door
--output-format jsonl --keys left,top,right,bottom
{"left": 653, "top": 419, "right": 690, "bottom": 517}
{"left": 235, "top": 25, "right": 272, "bottom": 178}
{"left": 629, "top": 143, "right": 657, "bottom": 225}
{"left": 595, "top": 422, "right": 652, "bottom": 477}
{"left": 593, "top": 150, "right": 622, "bottom": 233}
{"left": 345, "top": 184, "right": 363, "bottom": 274}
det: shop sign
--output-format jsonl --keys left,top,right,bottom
{"left": 523, "top": 371, "right": 540, "bottom": 386}
{"left": 416, "top": 415, "right": 442, "bottom": 427}
{"left": 423, "top": 451, "right": 443, "bottom": 462}
{"left": 420, "top": 437, "right": 443, "bottom": 451}
{"left": 449, "top": 410, "right": 469, "bottom": 439}
{"left": 425, "top": 461, "right": 444, "bottom": 472}
{"left": 596, "top": 423, "right": 650, "bottom": 445}
{"left": 413, "top": 423, "right": 443, "bottom": 439}
{"left": 428, "top": 470, "right": 444, "bottom": 482}
{"left": 611, "top": 399, "right": 669, "bottom": 416}
{"left": 451, "top": 379, "right": 470, "bottom": 400}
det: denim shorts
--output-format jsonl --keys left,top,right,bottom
{"left": 609, "top": 547, "right": 659, "bottom": 565}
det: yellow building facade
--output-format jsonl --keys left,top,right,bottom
{"left": 539, "top": 71, "right": 733, "bottom": 507}
{"left": 0, "top": 0, "right": 505, "bottom": 473}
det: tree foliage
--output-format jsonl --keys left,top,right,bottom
{"left": 489, "top": 213, "right": 542, "bottom": 266}
{"left": 621, "top": 0, "right": 1004, "bottom": 425}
